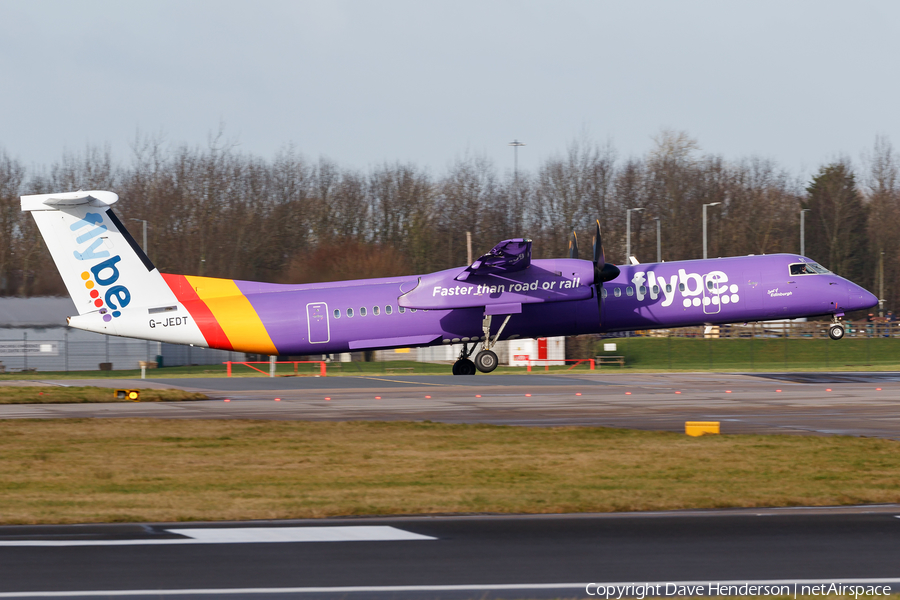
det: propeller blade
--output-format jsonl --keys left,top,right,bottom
{"left": 568, "top": 232, "right": 579, "bottom": 260}
{"left": 592, "top": 219, "right": 619, "bottom": 283}
{"left": 592, "top": 219, "right": 604, "bottom": 266}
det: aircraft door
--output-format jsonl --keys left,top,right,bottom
{"left": 306, "top": 302, "right": 330, "bottom": 344}
{"left": 702, "top": 274, "right": 721, "bottom": 315}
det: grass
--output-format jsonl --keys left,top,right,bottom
{"left": 0, "top": 386, "right": 207, "bottom": 404}
{"left": 600, "top": 336, "right": 900, "bottom": 371}
{"left": 0, "top": 419, "right": 898, "bottom": 524}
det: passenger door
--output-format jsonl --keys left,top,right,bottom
{"left": 306, "top": 302, "right": 330, "bottom": 344}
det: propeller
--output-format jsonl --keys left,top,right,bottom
{"left": 568, "top": 232, "right": 579, "bottom": 260}
{"left": 592, "top": 219, "right": 620, "bottom": 284}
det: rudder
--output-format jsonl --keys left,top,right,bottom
{"left": 21, "top": 190, "right": 178, "bottom": 319}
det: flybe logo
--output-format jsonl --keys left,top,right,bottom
{"left": 71, "top": 212, "right": 130, "bottom": 322}
{"left": 628, "top": 269, "right": 740, "bottom": 308}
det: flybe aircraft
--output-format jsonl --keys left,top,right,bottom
{"left": 22, "top": 190, "right": 878, "bottom": 375}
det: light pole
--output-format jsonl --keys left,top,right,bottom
{"left": 508, "top": 140, "right": 526, "bottom": 188}
{"left": 879, "top": 250, "right": 885, "bottom": 318}
{"left": 626, "top": 207, "right": 644, "bottom": 261}
{"left": 800, "top": 208, "right": 810, "bottom": 256}
{"left": 654, "top": 216, "right": 661, "bottom": 263}
{"left": 130, "top": 218, "right": 148, "bottom": 256}
{"left": 702, "top": 202, "right": 721, "bottom": 259}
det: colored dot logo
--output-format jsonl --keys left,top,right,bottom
{"left": 82, "top": 271, "right": 119, "bottom": 322}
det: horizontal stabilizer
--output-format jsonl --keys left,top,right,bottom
{"left": 456, "top": 238, "right": 531, "bottom": 281}
{"left": 21, "top": 190, "right": 119, "bottom": 212}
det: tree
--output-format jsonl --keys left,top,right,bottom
{"left": 803, "top": 162, "right": 869, "bottom": 284}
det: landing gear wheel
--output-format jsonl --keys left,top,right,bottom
{"left": 452, "top": 358, "right": 477, "bottom": 375}
{"left": 474, "top": 350, "right": 499, "bottom": 373}
{"left": 829, "top": 324, "right": 845, "bottom": 340}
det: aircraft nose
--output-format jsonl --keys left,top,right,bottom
{"left": 848, "top": 286, "right": 878, "bottom": 312}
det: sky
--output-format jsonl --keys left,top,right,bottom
{"left": 1, "top": 0, "right": 899, "bottom": 179}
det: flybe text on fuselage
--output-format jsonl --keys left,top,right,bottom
{"left": 623, "top": 268, "right": 741, "bottom": 308}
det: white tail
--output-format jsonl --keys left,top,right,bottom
{"left": 21, "top": 190, "right": 179, "bottom": 329}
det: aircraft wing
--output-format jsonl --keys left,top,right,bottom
{"left": 456, "top": 238, "right": 531, "bottom": 281}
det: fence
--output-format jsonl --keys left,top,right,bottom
{"left": 599, "top": 321, "right": 900, "bottom": 371}
{"left": 0, "top": 329, "right": 244, "bottom": 373}
{"left": 644, "top": 320, "right": 900, "bottom": 339}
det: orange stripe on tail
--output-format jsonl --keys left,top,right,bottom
{"left": 162, "top": 273, "right": 234, "bottom": 351}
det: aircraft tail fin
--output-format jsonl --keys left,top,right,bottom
{"left": 21, "top": 190, "right": 178, "bottom": 320}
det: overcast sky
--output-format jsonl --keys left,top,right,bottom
{"left": 1, "top": 0, "right": 898, "bottom": 178}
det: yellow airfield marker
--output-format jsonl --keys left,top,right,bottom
{"left": 685, "top": 421, "right": 720, "bottom": 437}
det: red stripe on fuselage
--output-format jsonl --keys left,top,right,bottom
{"left": 162, "top": 273, "right": 234, "bottom": 351}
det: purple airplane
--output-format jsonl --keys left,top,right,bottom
{"left": 22, "top": 190, "right": 878, "bottom": 375}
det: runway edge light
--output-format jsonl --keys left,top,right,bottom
{"left": 685, "top": 421, "right": 719, "bottom": 437}
{"left": 115, "top": 389, "right": 140, "bottom": 402}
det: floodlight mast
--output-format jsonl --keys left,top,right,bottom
{"left": 509, "top": 139, "right": 526, "bottom": 188}
{"left": 800, "top": 208, "right": 811, "bottom": 256}
{"left": 626, "top": 207, "right": 644, "bottom": 260}
{"left": 702, "top": 202, "right": 721, "bottom": 259}
{"left": 654, "top": 216, "right": 661, "bottom": 263}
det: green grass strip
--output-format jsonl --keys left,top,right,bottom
{"left": 0, "top": 419, "right": 897, "bottom": 524}
{"left": 0, "top": 386, "right": 207, "bottom": 404}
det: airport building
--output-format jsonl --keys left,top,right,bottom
{"left": 0, "top": 297, "right": 243, "bottom": 372}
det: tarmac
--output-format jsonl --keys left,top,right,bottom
{"left": 4, "top": 371, "right": 900, "bottom": 439}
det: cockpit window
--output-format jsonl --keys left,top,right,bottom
{"left": 790, "top": 262, "right": 830, "bottom": 275}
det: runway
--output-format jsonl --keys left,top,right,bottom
{"left": 4, "top": 374, "right": 900, "bottom": 598}
{"left": 6, "top": 372, "right": 900, "bottom": 439}
{"left": 0, "top": 506, "right": 897, "bottom": 599}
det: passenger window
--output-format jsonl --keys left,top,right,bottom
{"left": 652, "top": 285, "right": 660, "bottom": 295}
{"left": 347, "top": 308, "right": 354, "bottom": 318}
{"left": 385, "top": 305, "right": 393, "bottom": 315}
{"left": 333, "top": 309, "right": 340, "bottom": 319}
{"left": 410, "top": 308, "right": 417, "bottom": 313}
{"left": 626, "top": 286, "right": 634, "bottom": 296}
{"left": 614, "top": 287, "right": 622, "bottom": 298}
{"left": 360, "top": 307, "right": 367, "bottom": 317}
{"left": 666, "top": 285, "right": 672, "bottom": 293}
{"left": 399, "top": 306, "right": 406, "bottom": 313}
{"left": 639, "top": 285, "right": 647, "bottom": 295}
{"left": 601, "top": 288, "right": 608, "bottom": 299}
{"left": 373, "top": 306, "right": 380, "bottom": 316}
{"left": 707, "top": 280, "right": 714, "bottom": 289}
{"left": 679, "top": 283, "right": 685, "bottom": 292}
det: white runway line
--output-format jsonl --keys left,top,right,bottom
{"left": 1, "top": 578, "right": 900, "bottom": 597}
{"left": 0, "top": 526, "right": 435, "bottom": 547}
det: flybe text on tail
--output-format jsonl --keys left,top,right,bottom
{"left": 70, "top": 212, "right": 131, "bottom": 322}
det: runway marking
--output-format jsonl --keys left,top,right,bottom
{"left": 0, "top": 526, "right": 435, "bottom": 547}
{"left": 1, "top": 578, "right": 900, "bottom": 597}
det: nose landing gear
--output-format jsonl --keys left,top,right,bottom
{"left": 829, "top": 315, "right": 845, "bottom": 340}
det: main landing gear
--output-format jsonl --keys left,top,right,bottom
{"left": 452, "top": 343, "right": 477, "bottom": 375}
{"left": 451, "top": 313, "right": 512, "bottom": 375}
{"left": 474, "top": 349, "right": 499, "bottom": 372}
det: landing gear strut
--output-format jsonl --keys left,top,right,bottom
{"left": 452, "top": 342, "right": 477, "bottom": 375}
{"left": 473, "top": 314, "right": 512, "bottom": 373}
